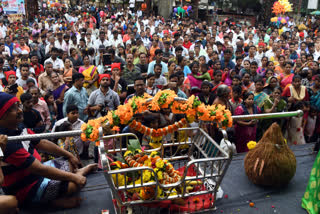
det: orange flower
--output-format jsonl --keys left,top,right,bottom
{"left": 81, "top": 133, "right": 87, "bottom": 141}
{"left": 106, "top": 111, "right": 113, "bottom": 125}
{"left": 81, "top": 123, "right": 87, "bottom": 132}
{"left": 88, "top": 120, "right": 96, "bottom": 127}
{"left": 112, "top": 126, "right": 120, "bottom": 132}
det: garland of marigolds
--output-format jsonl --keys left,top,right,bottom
{"left": 81, "top": 90, "right": 233, "bottom": 143}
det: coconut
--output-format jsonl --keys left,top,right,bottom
{"left": 244, "top": 123, "right": 296, "bottom": 186}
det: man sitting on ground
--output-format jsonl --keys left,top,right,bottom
{"left": 0, "top": 92, "right": 97, "bottom": 209}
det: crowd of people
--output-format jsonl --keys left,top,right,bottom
{"left": 0, "top": 2, "right": 320, "bottom": 213}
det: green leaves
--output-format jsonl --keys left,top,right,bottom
{"left": 128, "top": 139, "right": 142, "bottom": 153}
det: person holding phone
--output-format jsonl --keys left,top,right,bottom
{"left": 3, "top": 71, "right": 23, "bottom": 100}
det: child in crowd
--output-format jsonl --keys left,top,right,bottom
{"left": 305, "top": 106, "right": 318, "bottom": 143}
{"left": 239, "top": 60, "right": 250, "bottom": 77}
{"left": 146, "top": 73, "right": 160, "bottom": 96}
{"left": 234, "top": 56, "right": 243, "bottom": 74}
{"left": 193, "top": 63, "right": 211, "bottom": 81}
{"left": 198, "top": 81, "right": 215, "bottom": 105}
{"left": 230, "top": 85, "right": 243, "bottom": 111}
{"left": 55, "top": 121, "right": 81, "bottom": 164}
{"left": 242, "top": 73, "right": 255, "bottom": 93}
{"left": 44, "top": 91, "right": 57, "bottom": 130}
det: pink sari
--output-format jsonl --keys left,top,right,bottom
{"left": 187, "top": 74, "right": 203, "bottom": 96}
{"left": 280, "top": 73, "right": 294, "bottom": 89}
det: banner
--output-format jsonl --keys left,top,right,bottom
{"left": 2, "top": 0, "right": 25, "bottom": 15}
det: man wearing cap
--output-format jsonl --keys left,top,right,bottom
{"left": 87, "top": 74, "right": 120, "bottom": 119}
{"left": 110, "top": 63, "right": 128, "bottom": 103}
{"left": 0, "top": 92, "right": 97, "bottom": 208}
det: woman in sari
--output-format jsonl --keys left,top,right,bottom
{"left": 263, "top": 76, "right": 279, "bottom": 95}
{"left": 184, "top": 61, "right": 202, "bottom": 96}
{"left": 261, "top": 86, "right": 287, "bottom": 132}
{"left": 63, "top": 58, "right": 76, "bottom": 83}
{"left": 274, "top": 55, "right": 285, "bottom": 76}
{"left": 254, "top": 79, "right": 269, "bottom": 108}
{"left": 282, "top": 75, "right": 309, "bottom": 109}
{"left": 234, "top": 92, "right": 261, "bottom": 153}
{"left": 280, "top": 62, "right": 294, "bottom": 89}
{"left": 257, "top": 56, "right": 268, "bottom": 77}
{"left": 69, "top": 48, "right": 83, "bottom": 71}
{"left": 78, "top": 55, "right": 99, "bottom": 95}
{"left": 50, "top": 71, "right": 68, "bottom": 120}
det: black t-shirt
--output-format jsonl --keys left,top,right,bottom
{"left": 136, "top": 64, "right": 148, "bottom": 74}
{"left": 110, "top": 78, "right": 128, "bottom": 103}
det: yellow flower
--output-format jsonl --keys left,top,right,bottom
{"left": 156, "top": 159, "right": 164, "bottom": 169}
{"left": 143, "top": 170, "right": 152, "bottom": 182}
{"left": 150, "top": 141, "right": 161, "bottom": 149}
{"left": 157, "top": 186, "right": 163, "bottom": 198}
{"left": 124, "top": 150, "right": 132, "bottom": 157}
{"left": 150, "top": 151, "right": 159, "bottom": 157}
{"left": 247, "top": 141, "right": 257, "bottom": 150}
{"left": 111, "top": 174, "right": 126, "bottom": 186}
{"left": 144, "top": 158, "right": 152, "bottom": 167}
{"left": 157, "top": 170, "right": 163, "bottom": 180}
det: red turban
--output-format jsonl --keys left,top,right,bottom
{"left": 258, "top": 42, "right": 266, "bottom": 47}
{"left": 163, "top": 30, "right": 169, "bottom": 35}
{"left": 111, "top": 63, "right": 121, "bottom": 72}
{"left": 99, "top": 74, "right": 111, "bottom": 83}
{"left": 299, "top": 32, "right": 304, "bottom": 38}
{"left": 5, "top": 71, "right": 16, "bottom": 81}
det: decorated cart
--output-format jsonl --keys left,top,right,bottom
{"left": 6, "top": 90, "right": 303, "bottom": 214}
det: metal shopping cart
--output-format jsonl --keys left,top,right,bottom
{"left": 98, "top": 126, "right": 233, "bottom": 214}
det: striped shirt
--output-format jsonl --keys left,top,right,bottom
{"left": 0, "top": 125, "right": 42, "bottom": 205}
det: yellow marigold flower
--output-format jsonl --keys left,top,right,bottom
{"left": 124, "top": 150, "right": 132, "bottom": 157}
{"left": 156, "top": 159, "right": 164, "bottom": 169}
{"left": 157, "top": 170, "right": 163, "bottom": 180}
{"left": 144, "top": 158, "right": 152, "bottom": 167}
{"left": 143, "top": 170, "right": 152, "bottom": 182}
{"left": 150, "top": 151, "right": 159, "bottom": 157}
{"left": 247, "top": 141, "right": 257, "bottom": 150}
{"left": 157, "top": 186, "right": 163, "bottom": 198}
{"left": 111, "top": 174, "right": 126, "bottom": 186}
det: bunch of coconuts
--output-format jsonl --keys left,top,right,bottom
{"left": 244, "top": 123, "right": 296, "bottom": 186}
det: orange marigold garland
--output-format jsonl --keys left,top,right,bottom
{"left": 129, "top": 118, "right": 188, "bottom": 138}
{"left": 80, "top": 90, "right": 233, "bottom": 143}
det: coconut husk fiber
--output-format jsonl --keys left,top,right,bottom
{"left": 244, "top": 123, "right": 296, "bottom": 187}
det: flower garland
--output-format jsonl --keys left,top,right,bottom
{"left": 81, "top": 90, "right": 233, "bottom": 142}
{"left": 129, "top": 118, "right": 188, "bottom": 138}
{"left": 112, "top": 150, "right": 182, "bottom": 200}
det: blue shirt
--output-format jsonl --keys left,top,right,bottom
{"left": 183, "top": 65, "right": 191, "bottom": 77}
{"left": 147, "top": 61, "right": 168, "bottom": 75}
{"left": 63, "top": 86, "right": 88, "bottom": 121}
{"left": 220, "top": 58, "right": 235, "bottom": 70}
{"left": 177, "top": 89, "right": 188, "bottom": 99}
